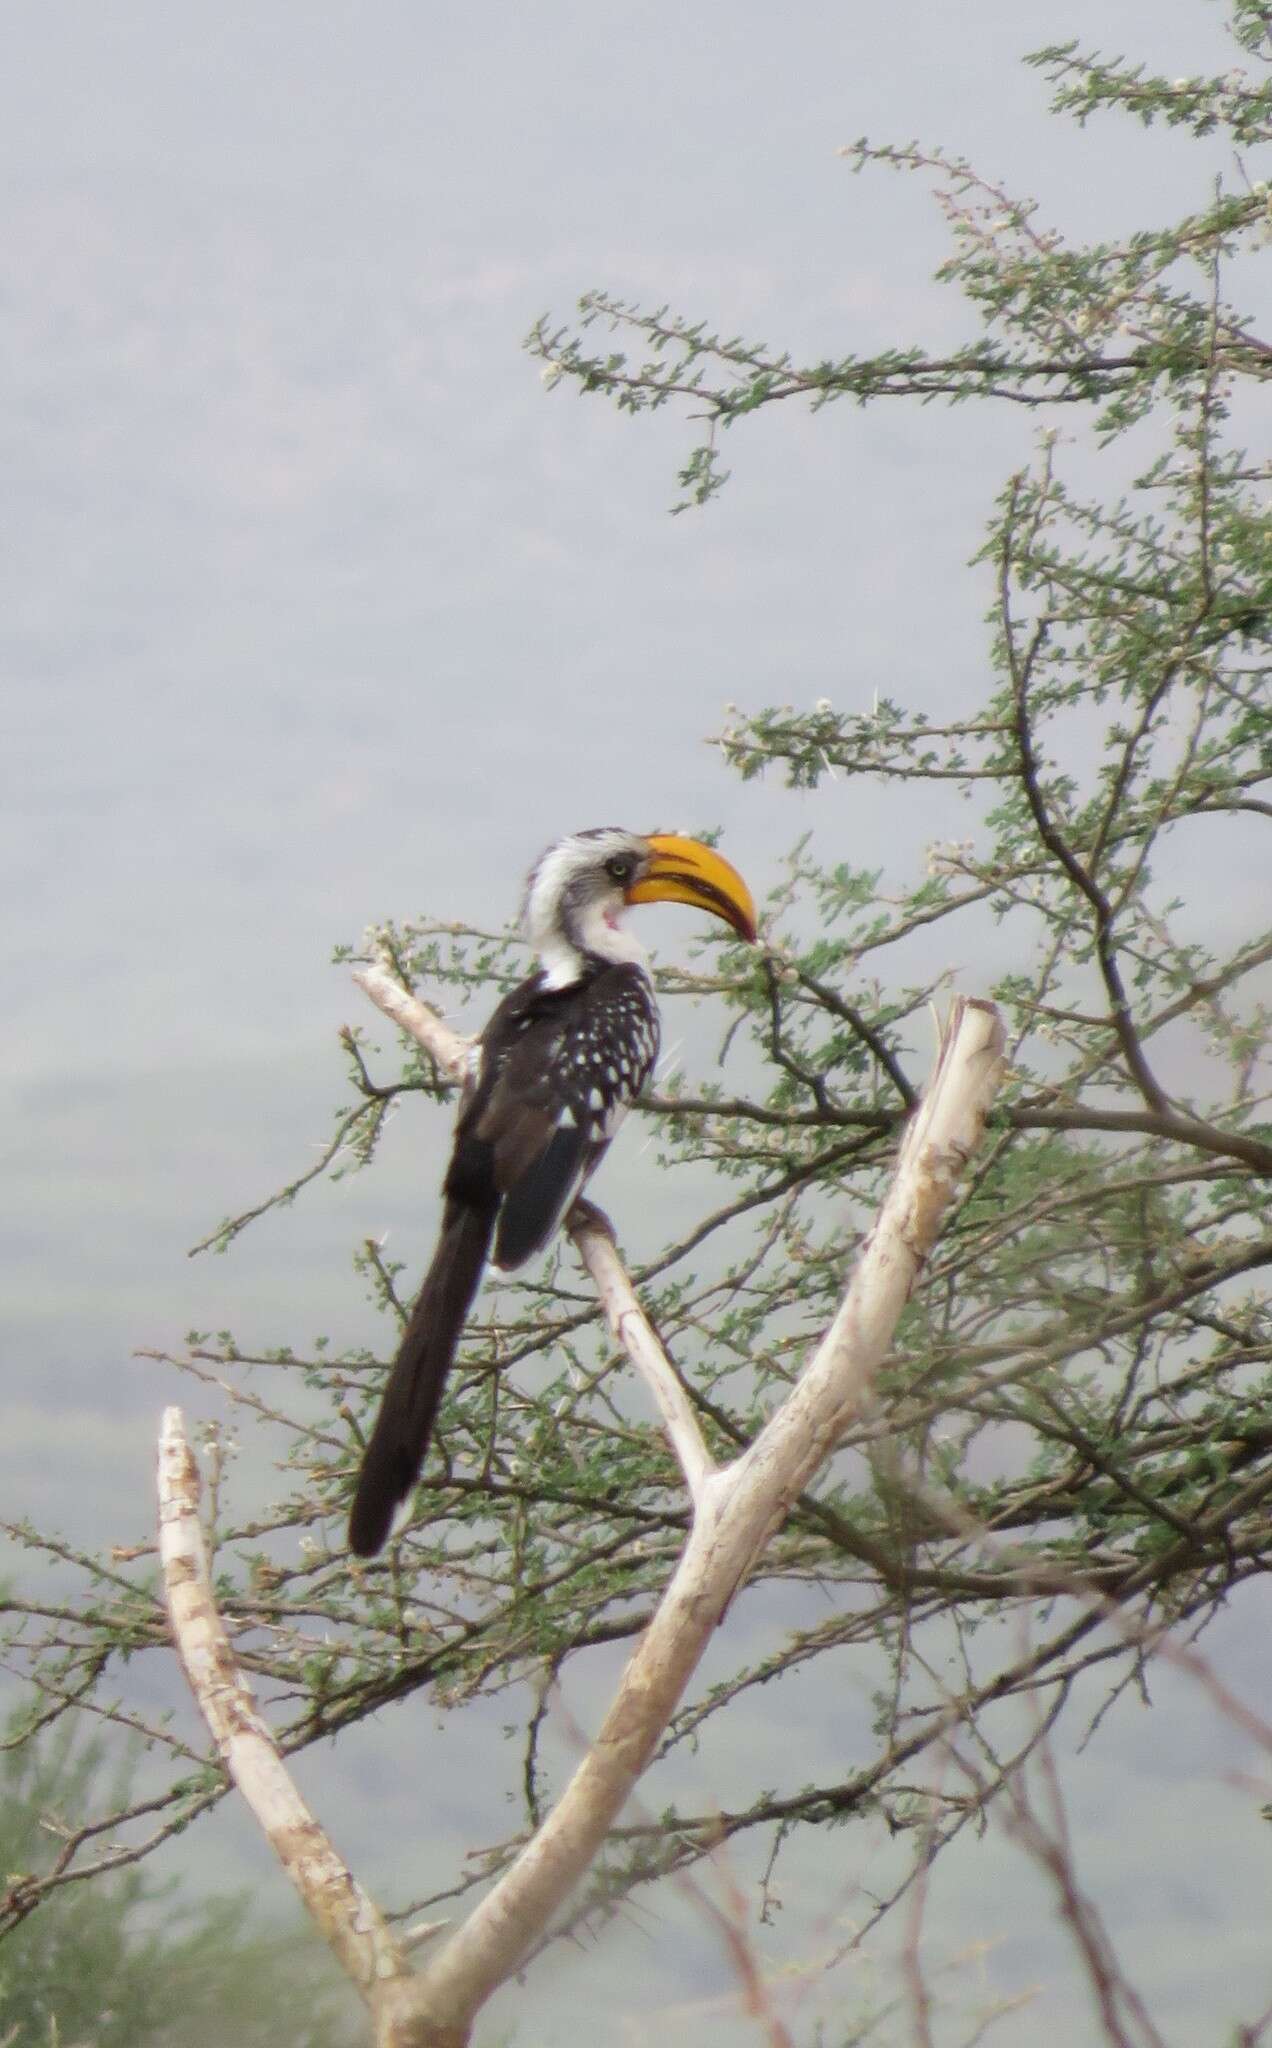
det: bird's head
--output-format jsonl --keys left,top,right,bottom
{"left": 523, "top": 827, "right": 757, "bottom": 985}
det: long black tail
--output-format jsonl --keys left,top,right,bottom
{"left": 348, "top": 1198, "right": 496, "bottom": 1557}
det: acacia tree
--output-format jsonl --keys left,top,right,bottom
{"left": 3, "top": 7, "right": 1270, "bottom": 2042}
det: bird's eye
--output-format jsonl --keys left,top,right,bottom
{"left": 605, "top": 855, "right": 634, "bottom": 883}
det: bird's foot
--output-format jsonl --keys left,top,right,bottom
{"left": 567, "top": 1195, "right": 616, "bottom": 1241}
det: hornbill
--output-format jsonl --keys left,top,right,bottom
{"left": 348, "top": 826, "right": 758, "bottom": 1557}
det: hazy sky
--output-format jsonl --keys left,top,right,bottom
{"left": 2, "top": 4, "right": 1266, "bottom": 2042}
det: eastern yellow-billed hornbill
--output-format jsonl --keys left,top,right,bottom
{"left": 348, "top": 827, "right": 757, "bottom": 1557}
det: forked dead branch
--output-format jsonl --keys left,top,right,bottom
{"left": 159, "top": 970, "right": 1007, "bottom": 2048}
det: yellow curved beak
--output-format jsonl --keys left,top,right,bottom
{"left": 627, "top": 832, "right": 758, "bottom": 943}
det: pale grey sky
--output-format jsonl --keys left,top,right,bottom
{"left": 2, "top": 3, "right": 1267, "bottom": 2041}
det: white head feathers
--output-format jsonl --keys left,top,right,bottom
{"left": 521, "top": 827, "right": 651, "bottom": 990}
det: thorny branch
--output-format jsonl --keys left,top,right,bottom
{"left": 157, "top": 992, "right": 1008, "bottom": 2044}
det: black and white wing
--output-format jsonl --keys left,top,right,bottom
{"left": 449, "top": 962, "right": 660, "bottom": 1271}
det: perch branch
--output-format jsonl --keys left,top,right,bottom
{"left": 570, "top": 1203, "right": 717, "bottom": 1503}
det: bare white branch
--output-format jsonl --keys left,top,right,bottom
{"left": 570, "top": 1205, "right": 717, "bottom": 1503}
{"left": 156, "top": 1408, "right": 405, "bottom": 2004}
{"left": 353, "top": 958, "right": 471, "bottom": 1079}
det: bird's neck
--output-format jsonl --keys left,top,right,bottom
{"left": 537, "top": 901, "right": 651, "bottom": 992}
